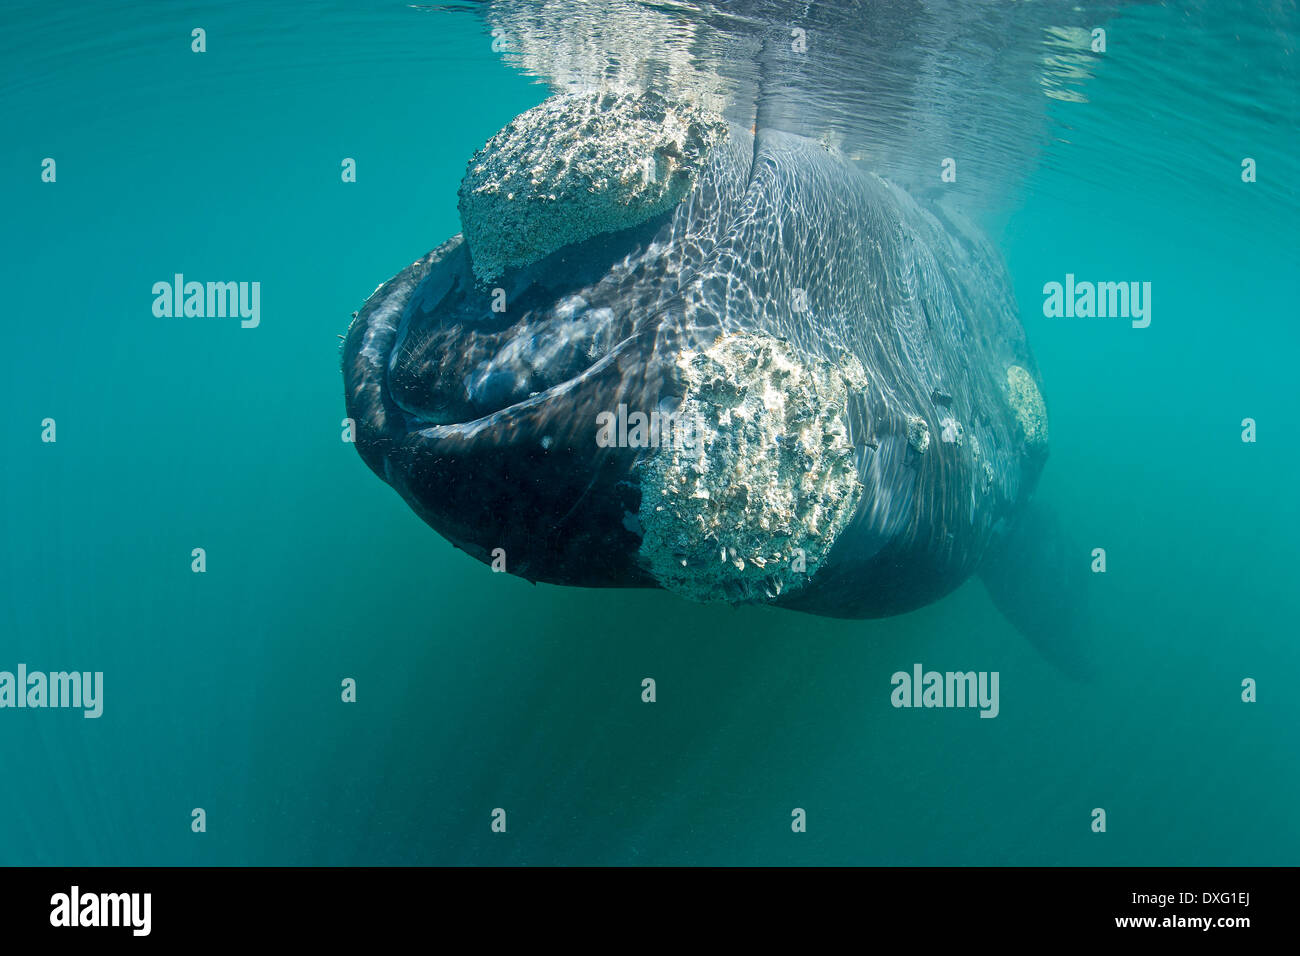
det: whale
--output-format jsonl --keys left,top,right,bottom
{"left": 341, "top": 87, "right": 1092, "bottom": 672}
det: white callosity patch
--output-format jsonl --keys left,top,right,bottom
{"left": 458, "top": 90, "right": 726, "bottom": 282}
{"left": 638, "top": 332, "right": 867, "bottom": 605}
{"left": 1005, "top": 365, "right": 1048, "bottom": 449}
{"left": 906, "top": 415, "right": 930, "bottom": 454}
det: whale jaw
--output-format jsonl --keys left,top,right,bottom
{"left": 342, "top": 239, "right": 676, "bottom": 588}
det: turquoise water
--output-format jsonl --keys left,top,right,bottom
{"left": 2, "top": 1, "right": 1296, "bottom": 865}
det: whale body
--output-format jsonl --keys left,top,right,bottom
{"left": 342, "top": 90, "right": 1089, "bottom": 671}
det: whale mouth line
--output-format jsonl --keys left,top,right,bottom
{"left": 402, "top": 329, "right": 648, "bottom": 440}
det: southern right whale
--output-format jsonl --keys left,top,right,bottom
{"left": 342, "top": 83, "right": 1092, "bottom": 673}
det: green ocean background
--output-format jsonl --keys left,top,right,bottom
{"left": 1, "top": 0, "right": 1296, "bottom": 865}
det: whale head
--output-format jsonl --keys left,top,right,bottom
{"left": 343, "top": 89, "right": 1048, "bottom": 618}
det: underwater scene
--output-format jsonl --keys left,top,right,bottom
{"left": 1, "top": 0, "right": 1297, "bottom": 866}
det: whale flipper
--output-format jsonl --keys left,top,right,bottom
{"left": 978, "top": 500, "right": 1095, "bottom": 680}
